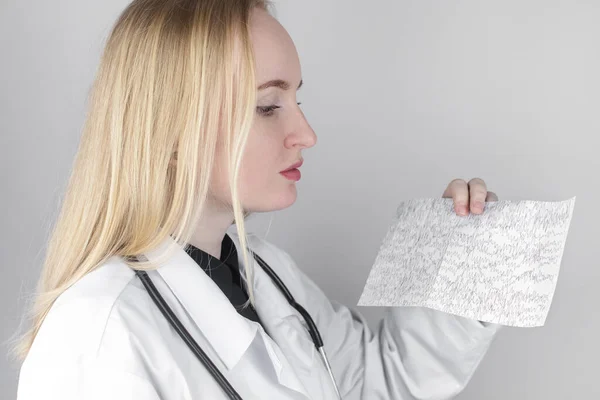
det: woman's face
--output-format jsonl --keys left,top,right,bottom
{"left": 210, "top": 7, "right": 317, "bottom": 214}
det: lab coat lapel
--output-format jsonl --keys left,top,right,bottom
{"left": 144, "top": 234, "right": 313, "bottom": 399}
{"left": 229, "top": 234, "right": 315, "bottom": 398}
{"left": 142, "top": 235, "right": 258, "bottom": 371}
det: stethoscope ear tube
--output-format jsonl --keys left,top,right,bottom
{"left": 135, "top": 269, "right": 243, "bottom": 400}
{"left": 250, "top": 250, "right": 342, "bottom": 400}
{"left": 249, "top": 250, "right": 324, "bottom": 348}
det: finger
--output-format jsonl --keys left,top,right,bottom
{"left": 486, "top": 191, "right": 499, "bottom": 202}
{"left": 468, "top": 178, "right": 488, "bottom": 214}
{"left": 442, "top": 179, "right": 469, "bottom": 215}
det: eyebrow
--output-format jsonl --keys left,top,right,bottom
{"left": 257, "top": 79, "right": 303, "bottom": 91}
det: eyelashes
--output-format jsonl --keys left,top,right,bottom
{"left": 257, "top": 102, "right": 302, "bottom": 117}
{"left": 256, "top": 105, "right": 280, "bottom": 116}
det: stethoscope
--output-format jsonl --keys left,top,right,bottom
{"left": 134, "top": 249, "right": 342, "bottom": 400}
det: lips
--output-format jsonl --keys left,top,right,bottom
{"left": 281, "top": 159, "right": 303, "bottom": 172}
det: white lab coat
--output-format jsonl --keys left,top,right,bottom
{"left": 17, "top": 232, "right": 502, "bottom": 399}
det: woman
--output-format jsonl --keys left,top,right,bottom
{"left": 15, "top": 0, "right": 502, "bottom": 399}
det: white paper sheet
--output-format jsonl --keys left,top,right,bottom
{"left": 357, "top": 197, "right": 576, "bottom": 327}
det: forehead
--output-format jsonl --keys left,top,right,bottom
{"left": 248, "top": 8, "right": 301, "bottom": 85}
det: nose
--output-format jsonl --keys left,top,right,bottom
{"left": 285, "top": 107, "right": 317, "bottom": 149}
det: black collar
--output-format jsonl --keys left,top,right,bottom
{"left": 186, "top": 233, "right": 238, "bottom": 269}
{"left": 184, "top": 234, "right": 262, "bottom": 324}
{"left": 184, "top": 234, "right": 245, "bottom": 305}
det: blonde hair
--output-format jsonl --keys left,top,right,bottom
{"left": 14, "top": 0, "right": 273, "bottom": 361}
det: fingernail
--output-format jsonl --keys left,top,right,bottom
{"left": 473, "top": 202, "right": 484, "bottom": 212}
{"left": 459, "top": 205, "right": 468, "bottom": 215}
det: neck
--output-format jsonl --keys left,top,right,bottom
{"left": 187, "top": 196, "right": 236, "bottom": 260}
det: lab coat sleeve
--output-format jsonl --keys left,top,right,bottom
{"left": 17, "top": 359, "right": 161, "bottom": 400}
{"left": 281, "top": 251, "right": 503, "bottom": 400}
{"left": 83, "top": 363, "right": 162, "bottom": 400}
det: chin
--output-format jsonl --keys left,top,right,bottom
{"left": 250, "top": 184, "right": 298, "bottom": 213}
{"left": 273, "top": 183, "right": 298, "bottom": 211}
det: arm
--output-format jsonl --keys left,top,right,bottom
{"left": 83, "top": 365, "right": 162, "bottom": 400}
{"left": 17, "top": 360, "right": 161, "bottom": 400}
{"left": 283, "top": 251, "right": 502, "bottom": 400}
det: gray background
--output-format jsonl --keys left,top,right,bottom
{"left": 1, "top": 0, "right": 598, "bottom": 398}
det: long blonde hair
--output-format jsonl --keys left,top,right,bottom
{"left": 15, "top": 0, "right": 272, "bottom": 361}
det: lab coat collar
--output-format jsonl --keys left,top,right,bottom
{"left": 228, "top": 233, "right": 314, "bottom": 398}
{"left": 142, "top": 234, "right": 259, "bottom": 371}
{"left": 142, "top": 233, "right": 311, "bottom": 399}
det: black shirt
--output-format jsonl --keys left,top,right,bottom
{"left": 184, "top": 234, "right": 264, "bottom": 327}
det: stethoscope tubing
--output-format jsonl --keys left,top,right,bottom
{"left": 250, "top": 250, "right": 342, "bottom": 399}
{"left": 135, "top": 248, "right": 342, "bottom": 400}
{"left": 136, "top": 269, "right": 243, "bottom": 399}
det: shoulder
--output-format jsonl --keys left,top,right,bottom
{"left": 22, "top": 256, "right": 151, "bottom": 371}
{"left": 228, "top": 230, "right": 297, "bottom": 271}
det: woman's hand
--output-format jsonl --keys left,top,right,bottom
{"left": 442, "top": 178, "right": 499, "bottom": 216}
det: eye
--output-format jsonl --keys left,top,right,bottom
{"left": 256, "top": 102, "right": 303, "bottom": 117}
{"left": 257, "top": 105, "right": 280, "bottom": 117}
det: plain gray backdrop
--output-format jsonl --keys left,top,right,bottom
{"left": 1, "top": 0, "right": 598, "bottom": 398}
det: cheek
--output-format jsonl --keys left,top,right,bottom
{"left": 240, "top": 137, "right": 276, "bottom": 185}
{"left": 238, "top": 125, "right": 283, "bottom": 191}
{"left": 208, "top": 121, "right": 289, "bottom": 210}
